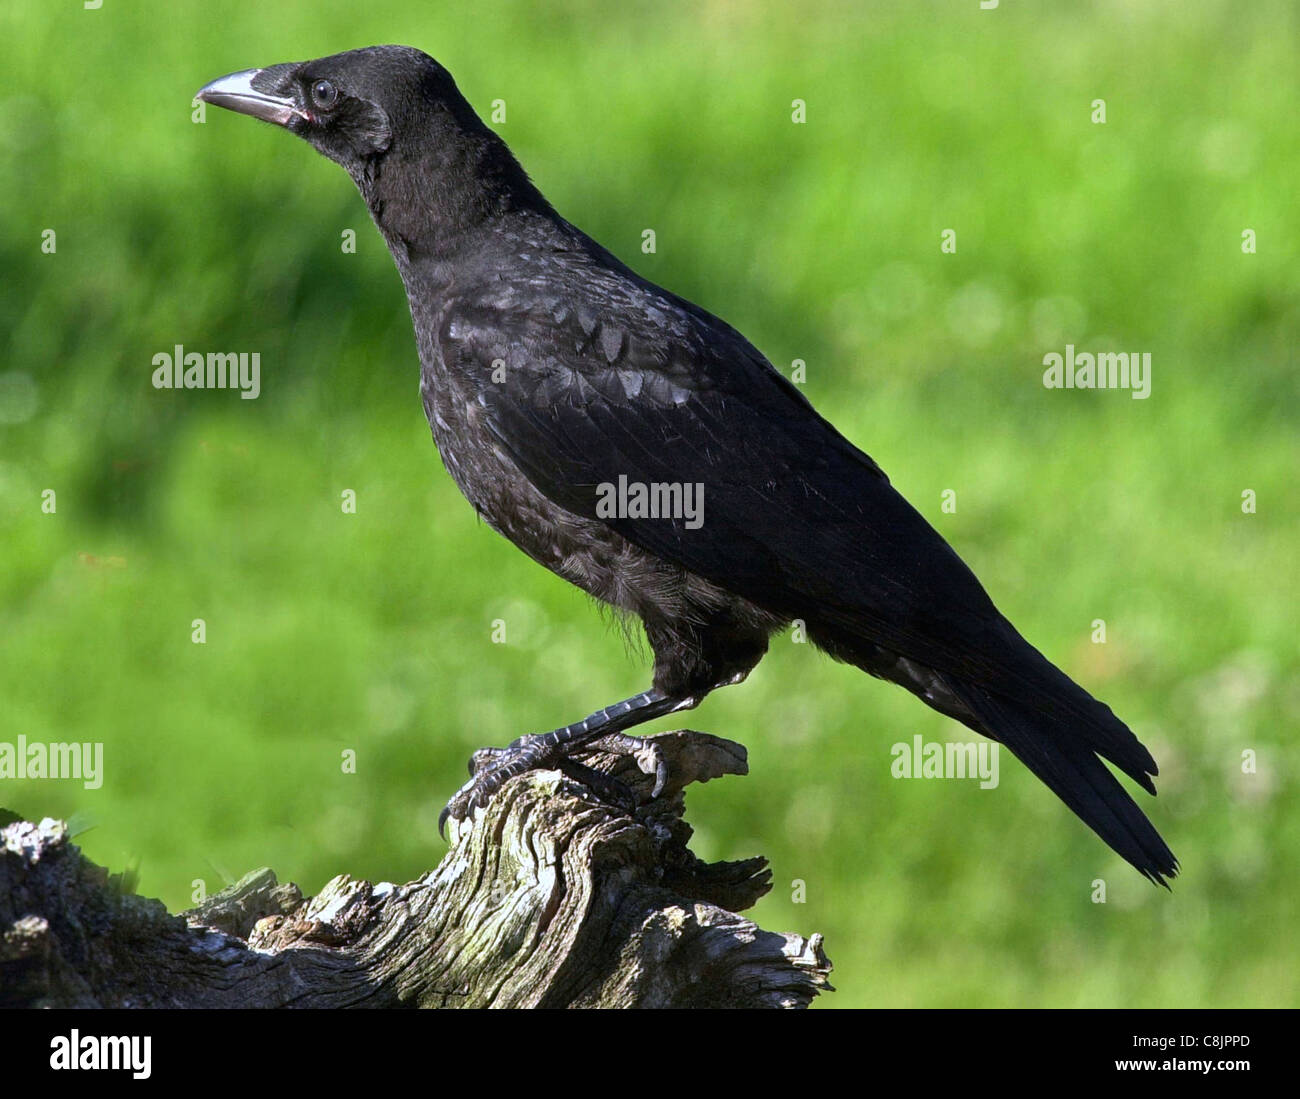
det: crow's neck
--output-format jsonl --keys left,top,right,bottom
{"left": 355, "top": 117, "right": 555, "bottom": 293}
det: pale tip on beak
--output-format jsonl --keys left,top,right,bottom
{"left": 196, "top": 69, "right": 306, "bottom": 127}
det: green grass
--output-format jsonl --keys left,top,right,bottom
{"left": 1, "top": 0, "right": 1297, "bottom": 1007}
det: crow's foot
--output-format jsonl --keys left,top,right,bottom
{"left": 578, "top": 731, "right": 671, "bottom": 797}
{"left": 437, "top": 691, "right": 693, "bottom": 839}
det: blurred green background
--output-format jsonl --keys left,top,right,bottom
{"left": 2, "top": 0, "right": 1297, "bottom": 1008}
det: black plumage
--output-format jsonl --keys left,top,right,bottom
{"left": 198, "top": 46, "right": 1177, "bottom": 883}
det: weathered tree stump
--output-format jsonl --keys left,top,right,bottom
{"left": 0, "top": 730, "right": 831, "bottom": 1008}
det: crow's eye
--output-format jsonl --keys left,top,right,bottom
{"left": 311, "top": 79, "right": 339, "bottom": 109}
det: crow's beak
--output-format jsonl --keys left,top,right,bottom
{"left": 196, "top": 68, "right": 306, "bottom": 127}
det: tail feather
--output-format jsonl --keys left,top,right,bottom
{"left": 987, "top": 633, "right": 1161, "bottom": 795}
{"left": 810, "top": 618, "right": 1177, "bottom": 883}
{"left": 951, "top": 679, "right": 1178, "bottom": 886}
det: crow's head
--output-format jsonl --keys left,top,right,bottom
{"left": 197, "top": 46, "right": 457, "bottom": 166}
{"left": 197, "top": 46, "right": 545, "bottom": 245}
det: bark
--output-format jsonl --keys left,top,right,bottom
{"left": 0, "top": 730, "right": 831, "bottom": 1008}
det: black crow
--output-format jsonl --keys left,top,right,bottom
{"left": 197, "top": 46, "right": 1177, "bottom": 883}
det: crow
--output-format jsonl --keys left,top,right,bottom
{"left": 197, "top": 46, "right": 1177, "bottom": 883}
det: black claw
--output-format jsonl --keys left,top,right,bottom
{"left": 437, "top": 804, "right": 452, "bottom": 840}
{"left": 652, "top": 756, "right": 669, "bottom": 798}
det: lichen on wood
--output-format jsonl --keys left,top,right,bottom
{"left": 0, "top": 730, "right": 831, "bottom": 1008}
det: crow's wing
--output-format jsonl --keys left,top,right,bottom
{"left": 443, "top": 280, "right": 1018, "bottom": 683}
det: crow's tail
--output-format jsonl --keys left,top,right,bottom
{"left": 945, "top": 671, "right": 1178, "bottom": 886}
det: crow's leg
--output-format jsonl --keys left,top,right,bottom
{"left": 438, "top": 689, "right": 697, "bottom": 837}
